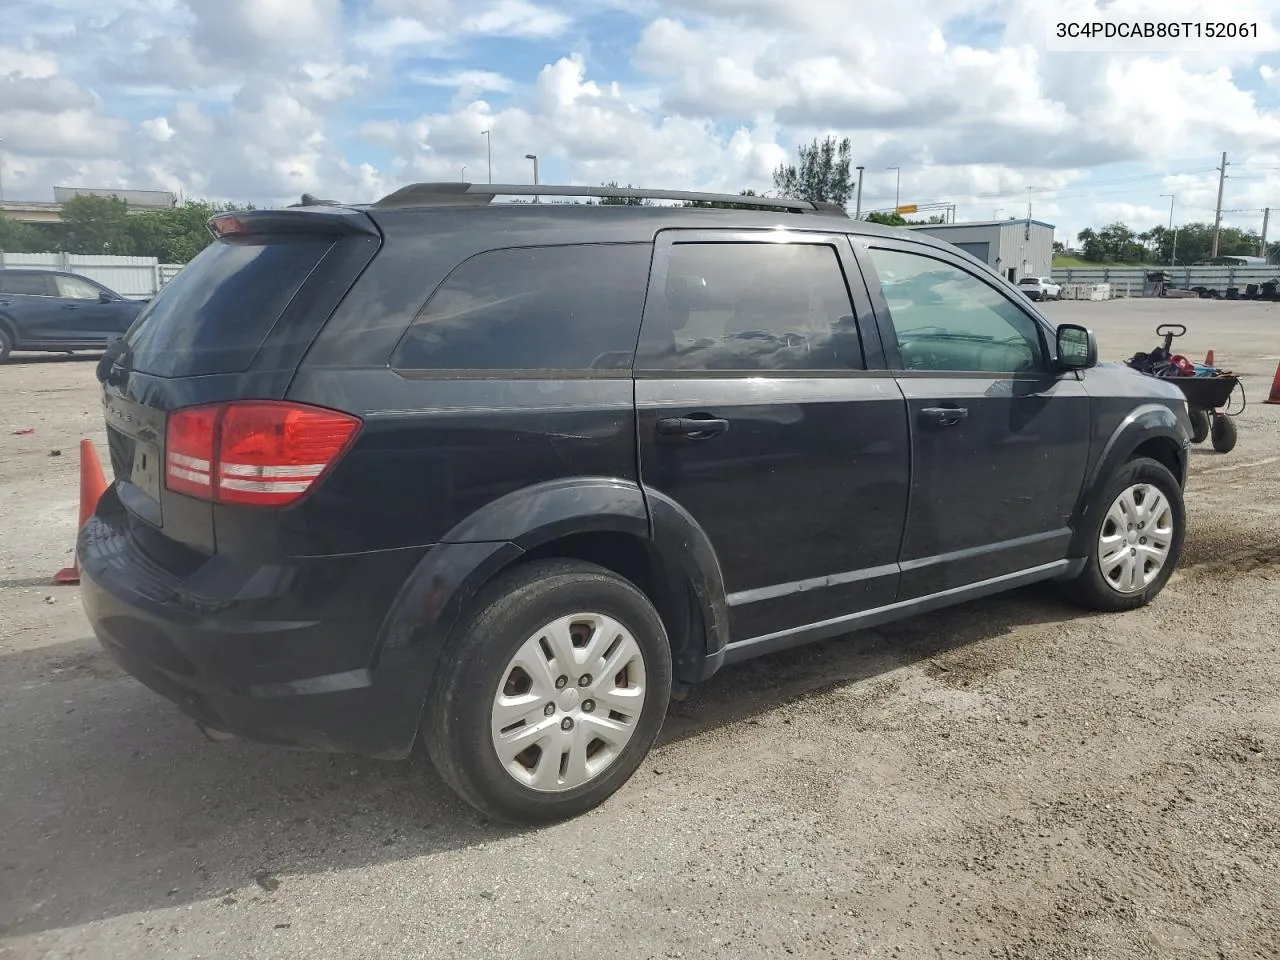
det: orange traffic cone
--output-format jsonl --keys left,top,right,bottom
{"left": 53, "top": 439, "right": 110, "bottom": 585}
{"left": 1266, "top": 361, "right": 1280, "bottom": 406}
{"left": 1204, "top": 349, "right": 1215, "bottom": 366}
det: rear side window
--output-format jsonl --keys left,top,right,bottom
{"left": 1, "top": 273, "right": 52, "bottom": 296}
{"left": 124, "top": 237, "right": 334, "bottom": 377}
{"left": 639, "top": 242, "right": 863, "bottom": 371}
{"left": 390, "top": 243, "right": 652, "bottom": 372}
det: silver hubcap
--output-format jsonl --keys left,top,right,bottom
{"left": 491, "top": 613, "right": 647, "bottom": 793}
{"left": 1098, "top": 483, "right": 1174, "bottom": 594}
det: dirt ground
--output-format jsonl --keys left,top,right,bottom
{"left": 1, "top": 299, "right": 1278, "bottom": 960}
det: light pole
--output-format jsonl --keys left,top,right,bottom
{"left": 1159, "top": 193, "right": 1176, "bottom": 265}
{"left": 993, "top": 207, "right": 1004, "bottom": 220}
{"left": 854, "top": 165, "right": 865, "bottom": 219}
{"left": 887, "top": 166, "right": 900, "bottom": 212}
{"left": 481, "top": 130, "right": 492, "bottom": 183}
{"left": 461, "top": 165, "right": 466, "bottom": 182}
{"left": 0, "top": 137, "right": 6, "bottom": 206}
{"left": 524, "top": 154, "right": 539, "bottom": 203}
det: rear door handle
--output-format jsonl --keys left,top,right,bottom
{"left": 655, "top": 416, "right": 730, "bottom": 441}
{"left": 919, "top": 406, "right": 969, "bottom": 427}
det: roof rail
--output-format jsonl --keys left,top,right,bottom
{"left": 371, "top": 182, "right": 849, "bottom": 217}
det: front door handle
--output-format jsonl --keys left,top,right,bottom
{"left": 62, "top": 304, "right": 80, "bottom": 311}
{"left": 655, "top": 416, "right": 730, "bottom": 442}
{"left": 919, "top": 406, "right": 969, "bottom": 427}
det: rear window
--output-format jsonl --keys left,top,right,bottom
{"left": 390, "top": 243, "right": 652, "bottom": 372}
{"left": 1018, "top": 278, "right": 1040, "bottom": 285}
{"left": 123, "top": 236, "right": 334, "bottom": 377}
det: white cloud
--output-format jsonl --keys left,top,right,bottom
{"left": 140, "top": 117, "right": 176, "bottom": 142}
{"left": 409, "top": 69, "right": 515, "bottom": 93}
{"left": 0, "top": 45, "right": 58, "bottom": 79}
{"left": 459, "top": 0, "right": 569, "bottom": 38}
{"left": 2, "top": 0, "right": 1276, "bottom": 251}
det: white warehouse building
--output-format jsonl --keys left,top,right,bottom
{"left": 906, "top": 219, "right": 1056, "bottom": 283}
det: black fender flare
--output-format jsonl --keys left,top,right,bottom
{"left": 372, "top": 477, "right": 730, "bottom": 700}
{"left": 1069, "top": 403, "right": 1188, "bottom": 556}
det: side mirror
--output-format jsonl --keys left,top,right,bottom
{"left": 1056, "top": 323, "right": 1097, "bottom": 370}
{"left": 99, "top": 291, "right": 115, "bottom": 304}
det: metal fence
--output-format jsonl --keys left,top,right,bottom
{"left": 0, "top": 252, "right": 184, "bottom": 298}
{"left": 1051, "top": 265, "right": 1279, "bottom": 297}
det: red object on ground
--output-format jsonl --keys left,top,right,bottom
{"left": 1204, "top": 349, "right": 1215, "bottom": 366}
{"left": 1266, "top": 361, "right": 1280, "bottom": 406}
{"left": 53, "top": 439, "right": 110, "bottom": 585}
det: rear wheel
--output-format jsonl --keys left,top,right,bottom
{"left": 422, "top": 559, "right": 672, "bottom": 824}
{"left": 1064, "top": 457, "right": 1185, "bottom": 612}
{"left": 0, "top": 327, "right": 12, "bottom": 363}
{"left": 1211, "top": 413, "right": 1237, "bottom": 453}
{"left": 1188, "top": 407, "right": 1210, "bottom": 443}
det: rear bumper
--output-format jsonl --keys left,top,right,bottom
{"left": 78, "top": 488, "right": 430, "bottom": 758}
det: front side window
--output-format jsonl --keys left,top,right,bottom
{"left": 641, "top": 241, "right": 863, "bottom": 371}
{"left": 391, "top": 243, "right": 652, "bottom": 372}
{"left": 55, "top": 275, "right": 102, "bottom": 300}
{"left": 865, "top": 247, "right": 1046, "bottom": 373}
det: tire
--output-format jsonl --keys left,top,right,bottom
{"left": 1188, "top": 407, "right": 1210, "bottom": 444}
{"left": 421, "top": 559, "right": 673, "bottom": 825}
{"left": 1063, "top": 456, "right": 1185, "bottom": 613}
{"left": 0, "top": 326, "right": 12, "bottom": 363}
{"left": 1211, "top": 413, "right": 1237, "bottom": 453}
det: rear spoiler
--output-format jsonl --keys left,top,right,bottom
{"left": 207, "top": 207, "right": 379, "bottom": 240}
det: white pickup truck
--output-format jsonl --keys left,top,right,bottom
{"left": 1017, "top": 276, "right": 1062, "bottom": 301}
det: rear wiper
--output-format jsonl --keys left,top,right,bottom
{"left": 96, "top": 337, "right": 131, "bottom": 386}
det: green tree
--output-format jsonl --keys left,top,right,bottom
{"left": 59, "top": 195, "right": 136, "bottom": 255}
{"left": 124, "top": 200, "right": 252, "bottom": 263}
{"left": 597, "top": 181, "right": 652, "bottom": 206}
{"left": 772, "top": 135, "right": 854, "bottom": 207}
{"left": 0, "top": 213, "right": 51, "bottom": 253}
{"left": 864, "top": 211, "right": 906, "bottom": 226}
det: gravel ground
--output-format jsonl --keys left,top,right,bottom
{"left": 1, "top": 298, "right": 1278, "bottom": 960}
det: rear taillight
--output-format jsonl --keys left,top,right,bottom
{"left": 165, "top": 401, "right": 362, "bottom": 507}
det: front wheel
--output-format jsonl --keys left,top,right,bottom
{"left": 1211, "top": 413, "right": 1237, "bottom": 453}
{"left": 0, "top": 327, "right": 12, "bottom": 363}
{"left": 1063, "top": 457, "right": 1185, "bottom": 612}
{"left": 422, "top": 559, "right": 673, "bottom": 825}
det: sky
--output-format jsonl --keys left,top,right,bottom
{"left": 1, "top": 0, "right": 1279, "bottom": 246}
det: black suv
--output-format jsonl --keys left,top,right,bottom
{"left": 80, "top": 183, "right": 1192, "bottom": 824}
{"left": 0, "top": 269, "right": 147, "bottom": 361}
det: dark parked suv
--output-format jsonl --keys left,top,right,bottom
{"left": 80, "top": 183, "right": 1192, "bottom": 823}
{"left": 0, "top": 269, "right": 147, "bottom": 361}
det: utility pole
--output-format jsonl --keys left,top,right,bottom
{"left": 1160, "top": 193, "right": 1176, "bottom": 265}
{"left": 854, "top": 166, "right": 864, "bottom": 218}
{"left": 1211, "top": 151, "right": 1228, "bottom": 257}
{"left": 481, "top": 129, "right": 492, "bottom": 183}
{"left": 1260, "top": 207, "right": 1270, "bottom": 259}
{"left": 887, "top": 166, "right": 900, "bottom": 211}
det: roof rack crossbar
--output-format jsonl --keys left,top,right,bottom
{"left": 371, "top": 182, "right": 848, "bottom": 217}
